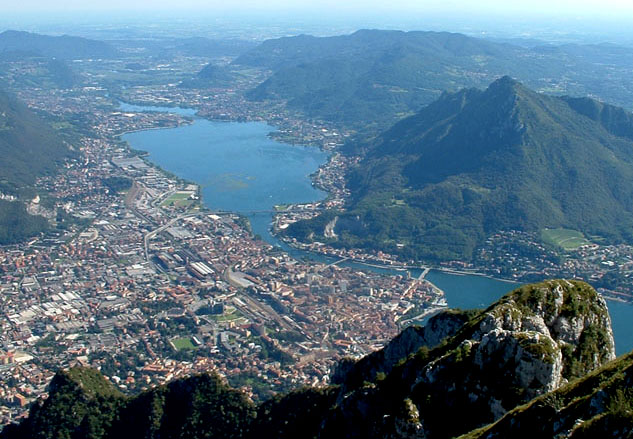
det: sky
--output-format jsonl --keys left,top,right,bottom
{"left": 4, "top": 0, "right": 633, "bottom": 45}
{"left": 5, "top": 0, "right": 633, "bottom": 18}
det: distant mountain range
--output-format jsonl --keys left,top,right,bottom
{"left": 2, "top": 280, "right": 626, "bottom": 439}
{"left": 236, "top": 29, "right": 633, "bottom": 129}
{"left": 286, "top": 77, "right": 633, "bottom": 261}
{"left": 0, "top": 30, "right": 118, "bottom": 59}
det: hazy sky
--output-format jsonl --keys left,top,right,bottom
{"left": 5, "top": 0, "right": 633, "bottom": 18}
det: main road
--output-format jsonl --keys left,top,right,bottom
{"left": 143, "top": 212, "right": 199, "bottom": 262}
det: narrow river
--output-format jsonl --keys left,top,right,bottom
{"left": 121, "top": 103, "right": 633, "bottom": 356}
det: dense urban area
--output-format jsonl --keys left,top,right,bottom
{"left": 2, "top": 39, "right": 633, "bottom": 427}
{"left": 0, "top": 56, "right": 447, "bottom": 423}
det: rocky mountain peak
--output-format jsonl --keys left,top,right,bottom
{"left": 324, "top": 280, "right": 616, "bottom": 438}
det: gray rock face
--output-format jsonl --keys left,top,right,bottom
{"left": 323, "top": 280, "right": 615, "bottom": 439}
{"left": 400, "top": 280, "right": 616, "bottom": 438}
{"left": 331, "top": 309, "right": 472, "bottom": 391}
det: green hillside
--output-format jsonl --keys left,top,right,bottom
{"left": 179, "top": 63, "right": 235, "bottom": 88}
{"left": 0, "top": 91, "right": 72, "bottom": 192}
{"left": 1, "top": 369, "right": 254, "bottom": 439}
{"left": 238, "top": 29, "right": 633, "bottom": 129}
{"left": 286, "top": 77, "right": 633, "bottom": 261}
{"left": 0, "top": 200, "right": 49, "bottom": 244}
{"left": 240, "top": 30, "right": 520, "bottom": 128}
{"left": 0, "top": 91, "right": 74, "bottom": 243}
{"left": 41, "top": 58, "right": 79, "bottom": 89}
{"left": 0, "top": 57, "right": 80, "bottom": 89}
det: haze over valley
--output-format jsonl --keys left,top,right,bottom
{"left": 1, "top": 2, "right": 633, "bottom": 437}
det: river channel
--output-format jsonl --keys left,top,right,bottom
{"left": 120, "top": 103, "right": 633, "bottom": 356}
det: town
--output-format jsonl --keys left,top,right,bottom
{"left": 2, "top": 49, "right": 633, "bottom": 427}
{"left": 0, "top": 79, "right": 444, "bottom": 424}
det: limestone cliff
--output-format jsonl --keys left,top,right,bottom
{"left": 331, "top": 308, "right": 476, "bottom": 392}
{"left": 1, "top": 280, "right": 620, "bottom": 439}
{"left": 323, "top": 280, "right": 615, "bottom": 438}
{"left": 460, "top": 350, "right": 633, "bottom": 439}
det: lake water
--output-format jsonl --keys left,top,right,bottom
{"left": 123, "top": 119, "right": 328, "bottom": 213}
{"left": 121, "top": 104, "right": 633, "bottom": 356}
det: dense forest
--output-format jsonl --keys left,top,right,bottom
{"left": 0, "top": 90, "right": 73, "bottom": 243}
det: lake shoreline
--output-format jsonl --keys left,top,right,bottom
{"left": 121, "top": 103, "right": 633, "bottom": 356}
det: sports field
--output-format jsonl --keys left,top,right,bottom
{"left": 171, "top": 337, "right": 195, "bottom": 351}
{"left": 160, "top": 191, "right": 195, "bottom": 209}
{"left": 541, "top": 228, "right": 591, "bottom": 250}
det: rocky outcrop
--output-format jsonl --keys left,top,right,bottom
{"left": 1, "top": 280, "right": 620, "bottom": 439}
{"left": 413, "top": 280, "right": 614, "bottom": 426}
{"left": 325, "top": 280, "right": 616, "bottom": 439}
{"left": 331, "top": 309, "right": 475, "bottom": 391}
{"left": 460, "top": 350, "right": 633, "bottom": 439}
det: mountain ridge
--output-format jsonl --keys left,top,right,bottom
{"left": 237, "top": 29, "right": 633, "bottom": 129}
{"left": 320, "top": 279, "right": 615, "bottom": 438}
{"left": 286, "top": 77, "right": 633, "bottom": 261}
{"left": 0, "top": 30, "right": 118, "bottom": 59}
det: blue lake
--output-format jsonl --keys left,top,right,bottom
{"left": 123, "top": 119, "right": 328, "bottom": 213}
{"left": 122, "top": 105, "right": 633, "bottom": 356}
